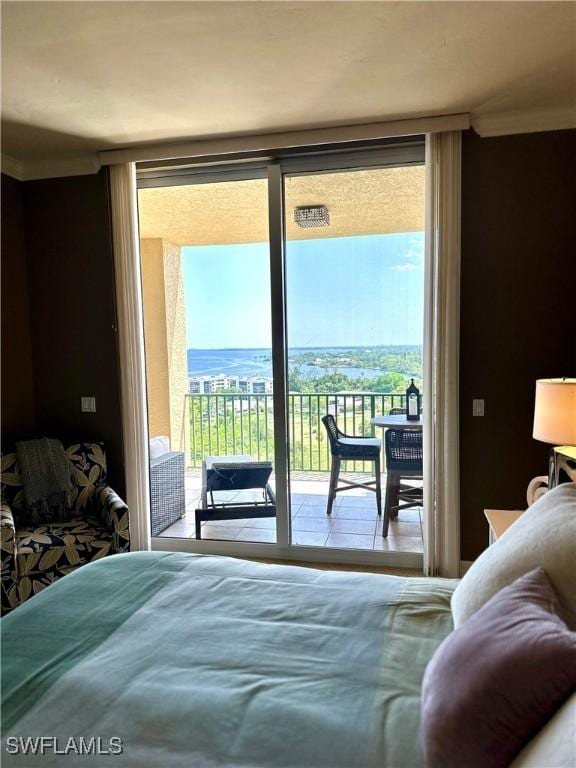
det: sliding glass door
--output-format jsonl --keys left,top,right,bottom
{"left": 283, "top": 161, "right": 425, "bottom": 554}
{"left": 138, "top": 173, "right": 279, "bottom": 544}
{"left": 137, "top": 142, "right": 426, "bottom": 564}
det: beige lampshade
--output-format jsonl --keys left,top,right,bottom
{"left": 533, "top": 378, "right": 576, "bottom": 445}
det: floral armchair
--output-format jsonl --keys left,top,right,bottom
{"left": 1, "top": 442, "right": 130, "bottom": 613}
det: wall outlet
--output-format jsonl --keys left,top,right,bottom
{"left": 81, "top": 396, "right": 96, "bottom": 413}
{"left": 472, "top": 398, "right": 485, "bottom": 417}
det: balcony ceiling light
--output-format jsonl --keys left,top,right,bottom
{"left": 294, "top": 205, "right": 330, "bottom": 228}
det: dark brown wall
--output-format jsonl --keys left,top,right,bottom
{"left": 23, "top": 171, "right": 125, "bottom": 493}
{"left": 1, "top": 174, "right": 36, "bottom": 441}
{"left": 460, "top": 129, "right": 576, "bottom": 560}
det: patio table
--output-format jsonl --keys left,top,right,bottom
{"left": 370, "top": 414, "right": 423, "bottom": 431}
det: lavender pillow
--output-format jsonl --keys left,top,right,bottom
{"left": 421, "top": 567, "right": 576, "bottom": 768}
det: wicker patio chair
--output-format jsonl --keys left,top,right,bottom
{"left": 383, "top": 410, "right": 423, "bottom": 537}
{"left": 321, "top": 414, "right": 382, "bottom": 516}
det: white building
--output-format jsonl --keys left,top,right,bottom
{"left": 189, "top": 376, "right": 214, "bottom": 394}
{"left": 189, "top": 375, "right": 273, "bottom": 395}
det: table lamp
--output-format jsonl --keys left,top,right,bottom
{"left": 533, "top": 378, "right": 576, "bottom": 488}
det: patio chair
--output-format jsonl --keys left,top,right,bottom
{"left": 196, "top": 455, "right": 276, "bottom": 539}
{"left": 383, "top": 417, "right": 423, "bottom": 537}
{"left": 321, "top": 415, "right": 382, "bottom": 516}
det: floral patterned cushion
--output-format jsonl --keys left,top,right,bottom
{"left": 8, "top": 518, "right": 114, "bottom": 610}
{"left": 15, "top": 517, "right": 109, "bottom": 553}
{"left": 1, "top": 443, "right": 107, "bottom": 525}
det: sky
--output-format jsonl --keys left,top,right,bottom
{"left": 183, "top": 231, "right": 424, "bottom": 349}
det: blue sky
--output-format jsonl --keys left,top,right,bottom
{"left": 183, "top": 231, "right": 424, "bottom": 348}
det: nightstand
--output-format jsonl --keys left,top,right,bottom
{"left": 551, "top": 445, "right": 576, "bottom": 486}
{"left": 484, "top": 509, "right": 524, "bottom": 545}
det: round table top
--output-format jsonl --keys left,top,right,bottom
{"left": 370, "top": 414, "right": 423, "bottom": 429}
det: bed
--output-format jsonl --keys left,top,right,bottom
{"left": 3, "top": 483, "right": 575, "bottom": 768}
{"left": 1, "top": 552, "right": 455, "bottom": 767}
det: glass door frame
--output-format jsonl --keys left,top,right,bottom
{"left": 139, "top": 141, "right": 426, "bottom": 568}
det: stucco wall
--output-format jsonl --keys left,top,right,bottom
{"left": 140, "top": 237, "right": 188, "bottom": 451}
{"left": 163, "top": 241, "right": 188, "bottom": 452}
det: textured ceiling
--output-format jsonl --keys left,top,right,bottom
{"left": 137, "top": 166, "right": 425, "bottom": 245}
{"left": 1, "top": 1, "right": 575, "bottom": 165}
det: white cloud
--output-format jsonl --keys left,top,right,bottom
{"left": 401, "top": 247, "right": 424, "bottom": 262}
{"left": 390, "top": 262, "right": 420, "bottom": 272}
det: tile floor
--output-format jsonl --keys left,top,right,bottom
{"left": 157, "top": 472, "right": 423, "bottom": 554}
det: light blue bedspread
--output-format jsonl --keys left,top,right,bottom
{"left": 1, "top": 552, "right": 455, "bottom": 767}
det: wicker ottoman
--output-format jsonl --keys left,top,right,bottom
{"left": 150, "top": 451, "right": 186, "bottom": 536}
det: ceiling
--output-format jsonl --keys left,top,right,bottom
{"left": 1, "top": 1, "right": 575, "bottom": 174}
{"left": 138, "top": 166, "right": 425, "bottom": 245}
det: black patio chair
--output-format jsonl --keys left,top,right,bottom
{"left": 321, "top": 415, "right": 382, "bottom": 516}
{"left": 383, "top": 419, "right": 423, "bottom": 537}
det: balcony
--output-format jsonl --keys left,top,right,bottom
{"left": 157, "top": 392, "right": 423, "bottom": 553}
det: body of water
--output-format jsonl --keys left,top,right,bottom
{"left": 187, "top": 348, "right": 405, "bottom": 380}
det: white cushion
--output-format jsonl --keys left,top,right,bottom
{"left": 511, "top": 692, "right": 576, "bottom": 768}
{"left": 149, "top": 436, "right": 170, "bottom": 459}
{"left": 451, "top": 483, "right": 576, "bottom": 628}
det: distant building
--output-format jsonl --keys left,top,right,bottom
{"left": 189, "top": 376, "right": 214, "bottom": 394}
{"left": 189, "top": 374, "right": 272, "bottom": 395}
{"left": 251, "top": 379, "right": 272, "bottom": 394}
{"left": 213, "top": 375, "right": 229, "bottom": 390}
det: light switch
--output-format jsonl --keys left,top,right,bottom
{"left": 81, "top": 396, "right": 96, "bottom": 413}
{"left": 472, "top": 399, "right": 485, "bottom": 417}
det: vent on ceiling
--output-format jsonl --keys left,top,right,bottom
{"left": 294, "top": 205, "right": 330, "bottom": 228}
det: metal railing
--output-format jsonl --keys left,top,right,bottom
{"left": 186, "top": 392, "right": 407, "bottom": 472}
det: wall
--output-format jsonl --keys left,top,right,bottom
{"left": 460, "top": 129, "right": 576, "bottom": 560}
{"left": 140, "top": 237, "right": 188, "bottom": 450}
{"left": 1, "top": 174, "right": 36, "bottom": 441}
{"left": 141, "top": 238, "right": 171, "bottom": 439}
{"left": 163, "top": 240, "right": 188, "bottom": 452}
{"left": 24, "top": 171, "right": 125, "bottom": 493}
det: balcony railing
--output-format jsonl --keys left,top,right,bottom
{"left": 186, "top": 392, "right": 407, "bottom": 472}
